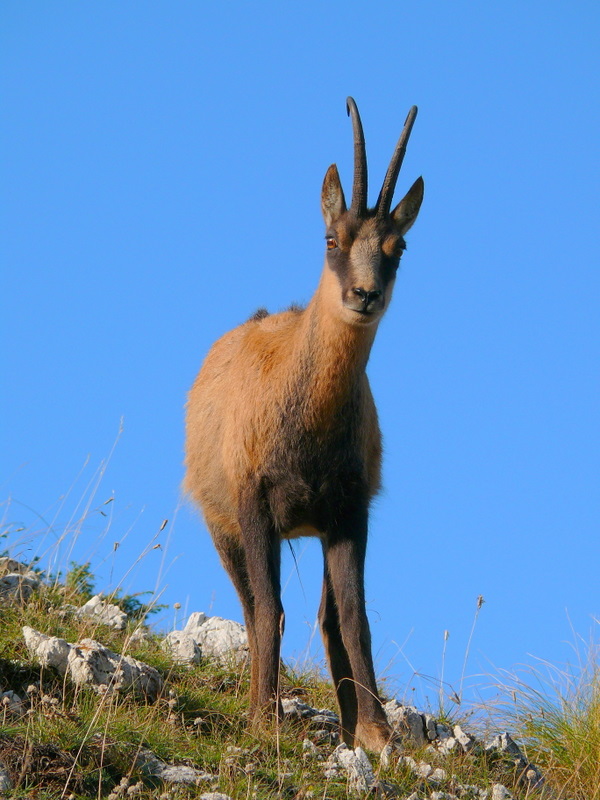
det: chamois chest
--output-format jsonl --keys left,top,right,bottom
{"left": 257, "top": 386, "right": 378, "bottom": 535}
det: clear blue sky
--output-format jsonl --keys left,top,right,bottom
{"left": 2, "top": 2, "right": 599, "bottom": 710}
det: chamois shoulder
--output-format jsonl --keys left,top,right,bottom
{"left": 200, "top": 304, "right": 305, "bottom": 382}
{"left": 247, "top": 303, "right": 304, "bottom": 325}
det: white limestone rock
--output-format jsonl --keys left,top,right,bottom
{"left": 23, "top": 627, "right": 163, "bottom": 699}
{"left": 424, "top": 713, "right": 438, "bottom": 741}
{"left": 384, "top": 699, "right": 427, "bottom": 746}
{"left": 67, "top": 638, "right": 163, "bottom": 699}
{"left": 282, "top": 696, "right": 338, "bottom": 726}
{"left": 76, "top": 594, "right": 128, "bottom": 630}
{"left": 136, "top": 747, "right": 213, "bottom": 784}
{"left": 181, "top": 611, "right": 208, "bottom": 639}
{"left": 282, "top": 697, "right": 319, "bottom": 719}
{"left": 324, "top": 743, "right": 376, "bottom": 793}
{"left": 162, "top": 630, "right": 201, "bottom": 665}
{"left": 0, "top": 557, "right": 30, "bottom": 575}
{"left": 0, "top": 689, "right": 25, "bottom": 715}
{"left": 437, "top": 735, "right": 458, "bottom": 755}
{"left": 491, "top": 785, "right": 513, "bottom": 800}
{"left": 199, "top": 794, "right": 233, "bottom": 800}
{"left": 485, "top": 732, "right": 544, "bottom": 789}
{"left": 0, "top": 571, "right": 40, "bottom": 602}
{"left": 23, "top": 626, "right": 72, "bottom": 675}
{"left": 454, "top": 723, "right": 478, "bottom": 752}
{"left": 183, "top": 612, "right": 248, "bottom": 664}
{"left": 0, "top": 558, "right": 42, "bottom": 602}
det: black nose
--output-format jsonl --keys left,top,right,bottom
{"left": 353, "top": 288, "right": 382, "bottom": 310}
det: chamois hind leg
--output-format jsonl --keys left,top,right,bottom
{"left": 324, "top": 508, "right": 394, "bottom": 752}
{"left": 238, "top": 488, "right": 284, "bottom": 724}
{"left": 208, "top": 524, "right": 259, "bottom": 711}
{"left": 319, "top": 557, "right": 358, "bottom": 745}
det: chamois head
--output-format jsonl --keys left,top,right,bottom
{"left": 321, "top": 98, "right": 424, "bottom": 325}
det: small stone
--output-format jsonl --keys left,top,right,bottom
{"left": 429, "top": 767, "right": 448, "bottom": 783}
{"left": 424, "top": 713, "right": 438, "bottom": 740}
{"left": 491, "top": 785, "right": 513, "bottom": 800}
{"left": 416, "top": 761, "right": 432, "bottom": 779}
{"left": 198, "top": 794, "right": 233, "bottom": 800}
{"left": 436, "top": 722, "right": 452, "bottom": 739}
{"left": 453, "top": 724, "right": 477, "bottom": 752}
{"left": 0, "top": 760, "right": 12, "bottom": 791}
{"left": 437, "top": 735, "right": 457, "bottom": 755}
{"left": 0, "top": 690, "right": 24, "bottom": 715}
{"left": 136, "top": 747, "right": 213, "bottom": 785}
{"left": 302, "top": 738, "right": 319, "bottom": 759}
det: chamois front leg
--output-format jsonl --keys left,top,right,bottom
{"left": 319, "top": 560, "right": 358, "bottom": 744}
{"left": 209, "top": 525, "right": 260, "bottom": 709}
{"left": 238, "top": 488, "right": 284, "bottom": 724}
{"left": 324, "top": 508, "right": 394, "bottom": 752}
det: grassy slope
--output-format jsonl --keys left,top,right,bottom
{"left": 0, "top": 575, "right": 598, "bottom": 799}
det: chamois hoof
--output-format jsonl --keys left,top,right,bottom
{"left": 354, "top": 720, "right": 397, "bottom": 754}
{"left": 248, "top": 698, "right": 284, "bottom": 734}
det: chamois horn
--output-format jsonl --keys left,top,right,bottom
{"left": 346, "top": 97, "right": 368, "bottom": 216}
{"left": 376, "top": 105, "right": 418, "bottom": 217}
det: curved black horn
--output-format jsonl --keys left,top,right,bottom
{"left": 376, "top": 105, "right": 418, "bottom": 217}
{"left": 346, "top": 97, "right": 367, "bottom": 216}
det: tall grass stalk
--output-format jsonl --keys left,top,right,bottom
{"left": 491, "top": 631, "right": 600, "bottom": 800}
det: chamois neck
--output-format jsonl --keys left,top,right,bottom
{"left": 289, "top": 269, "right": 379, "bottom": 421}
{"left": 305, "top": 280, "right": 378, "bottom": 371}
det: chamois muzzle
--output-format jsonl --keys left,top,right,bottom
{"left": 346, "top": 286, "right": 385, "bottom": 316}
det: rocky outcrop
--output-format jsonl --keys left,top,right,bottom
{"left": 76, "top": 594, "right": 128, "bottom": 630}
{"left": 161, "top": 630, "right": 202, "bottom": 665}
{"left": 23, "top": 627, "right": 163, "bottom": 700}
{"left": 183, "top": 612, "right": 249, "bottom": 664}
{"left": 160, "top": 612, "right": 250, "bottom": 667}
{"left": 324, "top": 743, "right": 377, "bottom": 793}
{"left": 0, "top": 557, "right": 41, "bottom": 603}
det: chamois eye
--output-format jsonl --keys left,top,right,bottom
{"left": 326, "top": 237, "right": 338, "bottom": 250}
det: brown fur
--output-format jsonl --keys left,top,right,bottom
{"left": 184, "top": 99, "right": 423, "bottom": 752}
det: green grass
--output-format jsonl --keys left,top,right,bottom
{"left": 2, "top": 475, "right": 599, "bottom": 799}
{"left": 489, "top": 636, "right": 600, "bottom": 800}
{"left": 0, "top": 573, "right": 559, "bottom": 800}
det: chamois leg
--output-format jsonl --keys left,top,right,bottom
{"left": 209, "top": 527, "right": 259, "bottom": 710}
{"left": 325, "top": 513, "right": 393, "bottom": 752}
{"left": 318, "top": 560, "right": 358, "bottom": 745}
{"left": 238, "top": 492, "right": 284, "bottom": 723}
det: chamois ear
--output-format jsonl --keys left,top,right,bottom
{"left": 321, "top": 164, "right": 347, "bottom": 226}
{"left": 391, "top": 176, "right": 424, "bottom": 236}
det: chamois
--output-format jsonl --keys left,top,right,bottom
{"left": 184, "top": 98, "right": 423, "bottom": 752}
